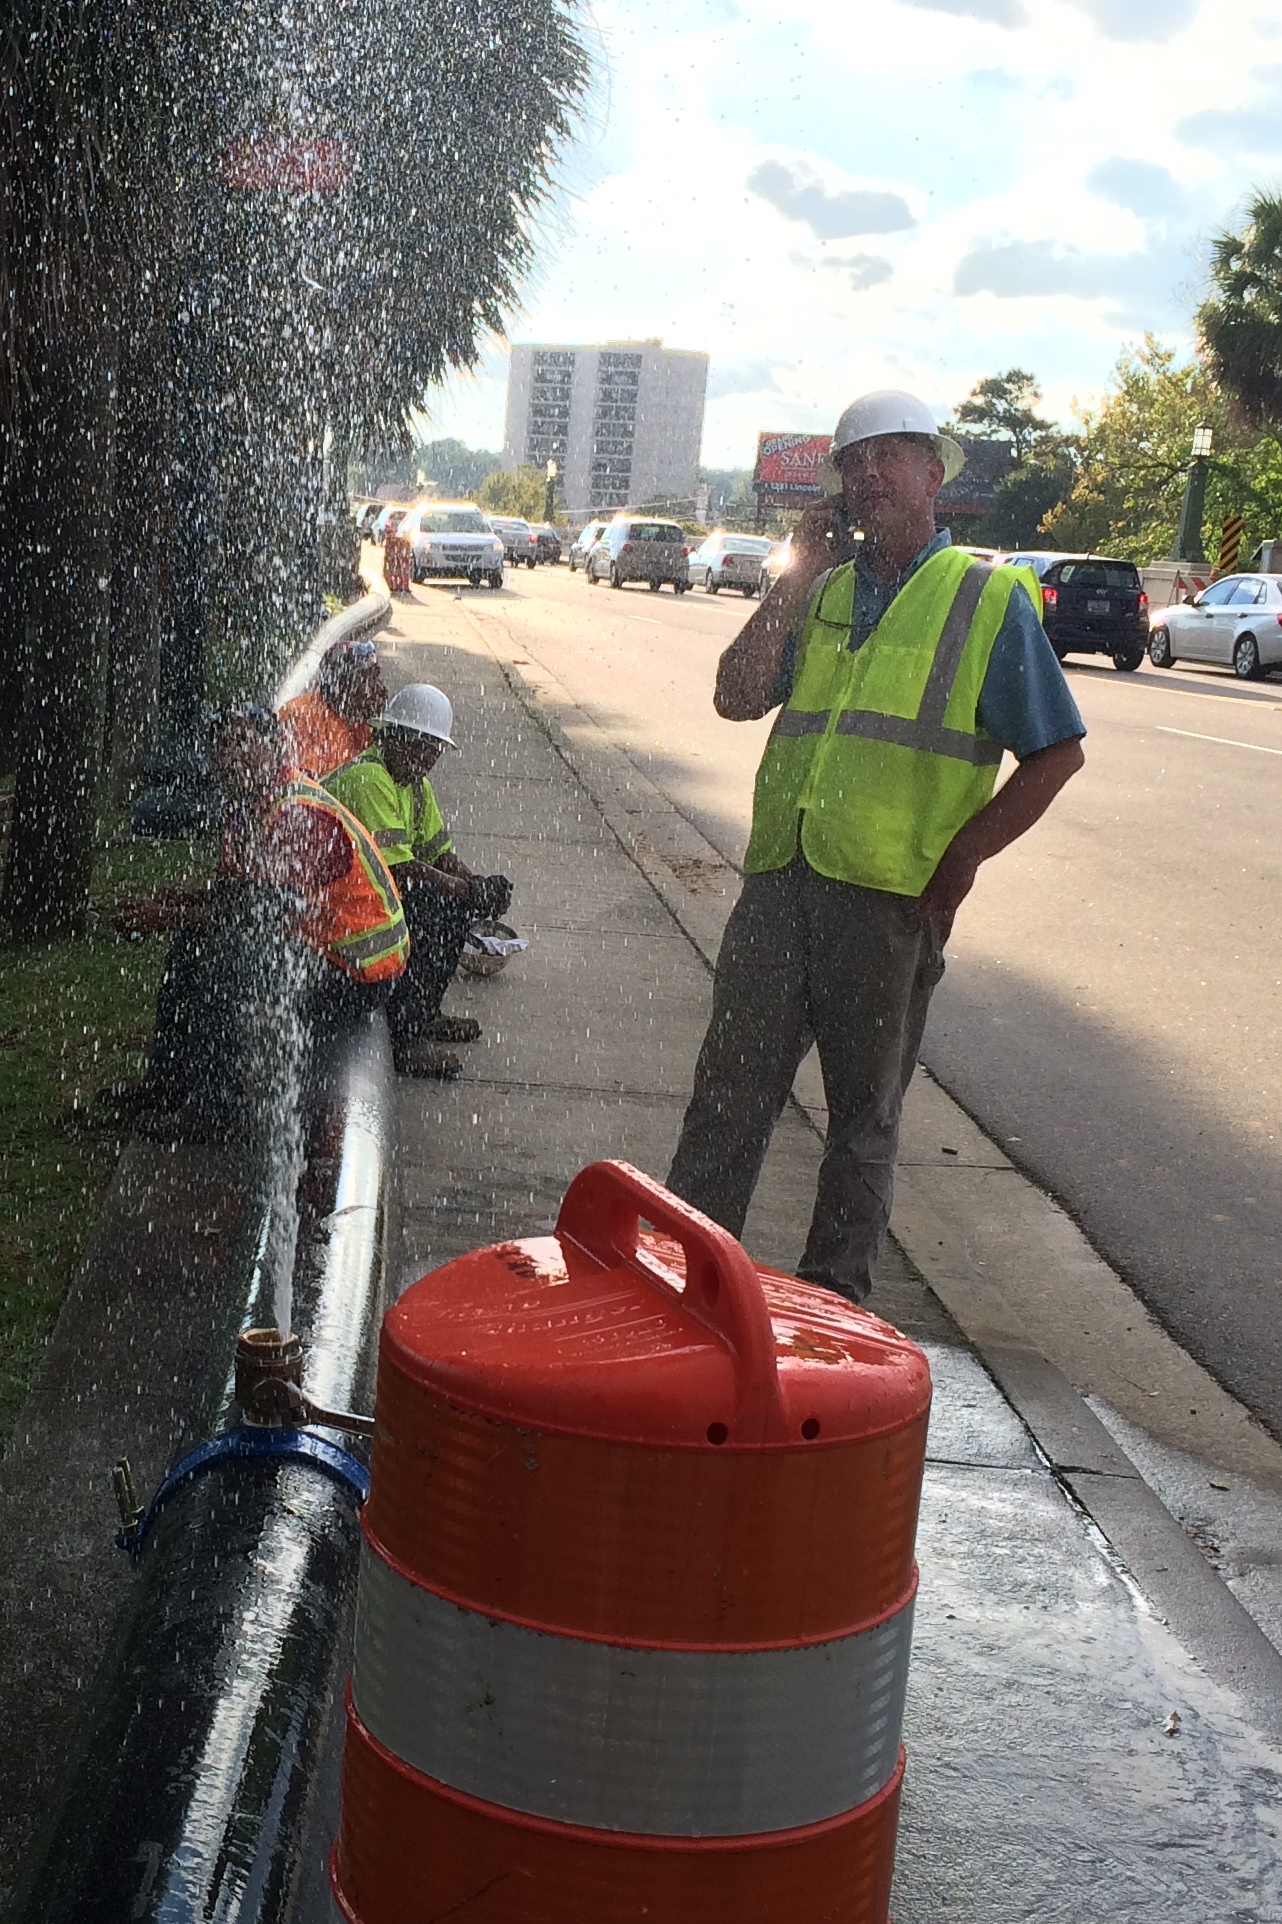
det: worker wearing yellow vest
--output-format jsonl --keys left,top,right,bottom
{"left": 667, "top": 392, "right": 1086, "bottom": 1303}
{"left": 326, "top": 684, "right": 513, "bottom": 1080}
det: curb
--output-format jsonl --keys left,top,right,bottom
{"left": 458, "top": 595, "right": 1282, "bottom": 1744}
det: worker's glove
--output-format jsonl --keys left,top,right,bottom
{"left": 469, "top": 873, "right": 513, "bottom": 919}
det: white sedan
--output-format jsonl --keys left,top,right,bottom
{"left": 1149, "top": 573, "right": 1282, "bottom": 680}
{"left": 687, "top": 532, "right": 774, "bottom": 596}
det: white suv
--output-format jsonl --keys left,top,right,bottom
{"left": 400, "top": 503, "right": 505, "bottom": 588}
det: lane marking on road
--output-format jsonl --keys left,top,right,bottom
{"left": 628, "top": 616, "right": 662, "bottom": 626}
{"left": 1111, "top": 677, "right": 1282, "bottom": 711}
{"left": 1157, "top": 725, "right": 1282, "bottom": 756}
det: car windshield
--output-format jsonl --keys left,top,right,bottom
{"left": 420, "top": 508, "right": 488, "bottom": 534}
{"left": 628, "top": 523, "right": 682, "bottom": 543}
{"left": 724, "top": 537, "right": 771, "bottom": 554}
{"left": 1053, "top": 561, "right": 1138, "bottom": 588}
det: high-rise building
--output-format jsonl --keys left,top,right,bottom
{"left": 503, "top": 340, "right": 709, "bottom": 518}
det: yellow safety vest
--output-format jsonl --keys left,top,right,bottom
{"left": 324, "top": 750, "right": 453, "bottom": 868}
{"left": 743, "top": 549, "right": 1036, "bottom": 896}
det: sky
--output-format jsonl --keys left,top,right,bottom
{"left": 422, "top": 0, "right": 1282, "bottom": 469}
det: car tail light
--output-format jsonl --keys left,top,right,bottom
{"left": 621, "top": 542, "right": 633, "bottom": 554}
{"left": 1042, "top": 586, "right": 1058, "bottom": 611}
{"left": 724, "top": 556, "right": 735, "bottom": 567}
{"left": 682, "top": 546, "right": 690, "bottom": 557}
{"left": 1138, "top": 591, "right": 1149, "bottom": 612}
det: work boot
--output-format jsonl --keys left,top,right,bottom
{"left": 392, "top": 1045, "right": 463, "bottom": 1081}
{"left": 422, "top": 1015, "right": 482, "bottom": 1044}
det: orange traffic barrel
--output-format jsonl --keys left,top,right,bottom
{"left": 331, "top": 1160, "right": 931, "bottom": 1924}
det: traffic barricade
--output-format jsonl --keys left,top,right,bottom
{"left": 331, "top": 1159, "right": 932, "bottom": 1923}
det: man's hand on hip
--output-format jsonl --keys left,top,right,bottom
{"left": 918, "top": 735, "right": 1086, "bottom": 943}
{"left": 916, "top": 842, "right": 979, "bottom": 946}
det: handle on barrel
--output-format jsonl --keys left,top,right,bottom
{"left": 556, "top": 1161, "right": 787, "bottom": 1441}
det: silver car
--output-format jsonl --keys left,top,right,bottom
{"left": 399, "top": 502, "right": 505, "bottom": 588}
{"left": 1149, "top": 573, "right": 1282, "bottom": 680}
{"left": 687, "top": 531, "right": 773, "bottom": 596}
{"left": 487, "top": 516, "right": 540, "bottom": 568}
{"left": 568, "top": 520, "right": 606, "bottom": 572}
{"left": 585, "top": 517, "right": 691, "bottom": 592}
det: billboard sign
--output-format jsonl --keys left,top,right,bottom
{"left": 753, "top": 432, "right": 831, "bottom": 499}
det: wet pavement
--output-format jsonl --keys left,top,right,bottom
{"left": 384, "top": 577, "right": 1282, "bottom": 1919}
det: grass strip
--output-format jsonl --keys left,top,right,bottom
{"left": 0, "top": 829, "right": 209, "bottom": 1450}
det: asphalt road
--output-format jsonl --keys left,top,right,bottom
{"left": 457, "top": 561, "right": 1282, "bottom": 1440}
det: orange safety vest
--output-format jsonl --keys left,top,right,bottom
{"left": 260, "top": 772, "right": 410, "bottom": 984}
{"left": 278, "top": 688, "right": 373, "bottom": 779}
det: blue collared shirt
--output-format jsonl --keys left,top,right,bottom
{"left": 772, "top": 529, "right": 1085, "bottom": 760}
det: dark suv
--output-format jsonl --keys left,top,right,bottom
{"left": 1003, "top": 551, "right": 1149, "bottom": 671}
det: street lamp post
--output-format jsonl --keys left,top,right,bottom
{"left": 544, "top": 457, "right": 559, "bottom": 524}
{"left": 1167, "top": 426, "right": 1214, "bottom": 565}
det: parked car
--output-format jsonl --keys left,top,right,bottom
{"left": 568, "top": 520, "right": 606, "bottom": 572}
{"left": 372, "top": 503, "right": 409, "bottom": 544}
{"left": 585, "top": 517, "right": 691, "bottom": 592}
{"left": 353, "top": 500, "right": 382, "bottom": 538}
{"left": 399, "top": 502, "right": 505, "bottom": 588}
{"left": 1149, "top": 572, "right": 1282, "bottom": 679}
{"left": 687, "top": 531, "right": 773, "bottom": 596}
{"left": 1001, "top": 551, "right": 1149, "bottom": 671}
{"left": 488, "top": 516, "right": 540, "bottom": 568}
{"left": 530, "top": 523, "right": 563, "bottom": 564}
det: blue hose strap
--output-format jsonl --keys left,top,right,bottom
{"left": 116, "top": 1425, "right": 371, "bottom": 1560}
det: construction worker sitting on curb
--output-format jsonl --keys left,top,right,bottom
{"left": 279, "top": 635, "right": 387, "bottom": 778}
{"left": 325, "top": 683, "right": 513, "bottom": 1080}
{"left": 667, "top": 390, "right": 1086, "bottom": 1306}
{"left": 110, "top": 706, "right": 408, "bottom": 1138}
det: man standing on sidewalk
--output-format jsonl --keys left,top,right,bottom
{"left": 667, "top": 390, "right": 1085, "bottom": 1303}
{"left": 326, "top": 684, "right": 512, "bottom": 1079}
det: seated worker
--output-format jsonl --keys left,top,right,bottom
{"left": 279, "top": 635, "right": 387, "bottom": 777}
{"left": 112, "top": 706, "right": 408, "bottom": 1137}
{"left": 325, "top": 683, "right": 512, "bottom": 1080}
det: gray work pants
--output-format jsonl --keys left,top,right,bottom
{"left": 666, "top": 858, "right": 944, "bottom": 1302}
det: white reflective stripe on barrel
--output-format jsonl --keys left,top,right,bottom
{"left": 352, "top": 1542, "right": 915, "bottom": 1838}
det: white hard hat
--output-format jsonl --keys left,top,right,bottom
{"left": 819, "top": 390, "right": 965, "bottom": 490}
{"left": 380, "top": 683, "right": 458, "bottom": 747}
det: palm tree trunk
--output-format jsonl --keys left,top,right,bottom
{"left": 1, "top": 330, "right": 118, "bottom": 938}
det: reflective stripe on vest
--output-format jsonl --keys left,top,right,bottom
{"left": 351, "top": 1538, "right": 916, "bottom": 1838}
{"left": 270, "top": 777, "right": 409, "bottom": 982}
{"left": 744, "top": 551, "right": 1022, "bottom": 894}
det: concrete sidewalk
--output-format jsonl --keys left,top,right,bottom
{"left": 380, "top": 579, "right": 1282, "bottom": 1920}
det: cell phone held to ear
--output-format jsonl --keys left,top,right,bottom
{"left": 822, "top": 498, "right": 862, "bottom": 564}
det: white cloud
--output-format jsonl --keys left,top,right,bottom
{"left": 899, "top": 0, "right": 1029, "bottom": 22}
{"left": 747, "top": 160, "right": 916, "bottom": 239}
{"left": 825, "top": 253, "right": 895, "bottom": 292}
{"left": 1177, "top": 65, "right": 1282, "bottom": 157}
{"left": 1086, "top": 157, "right": 1189, "bottom": 220}
{"left": 1063, "top": 0, "right": 1201, "bottom": 38}
{"left": 708, "top": 359, "right": 788, "bottom": 399}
